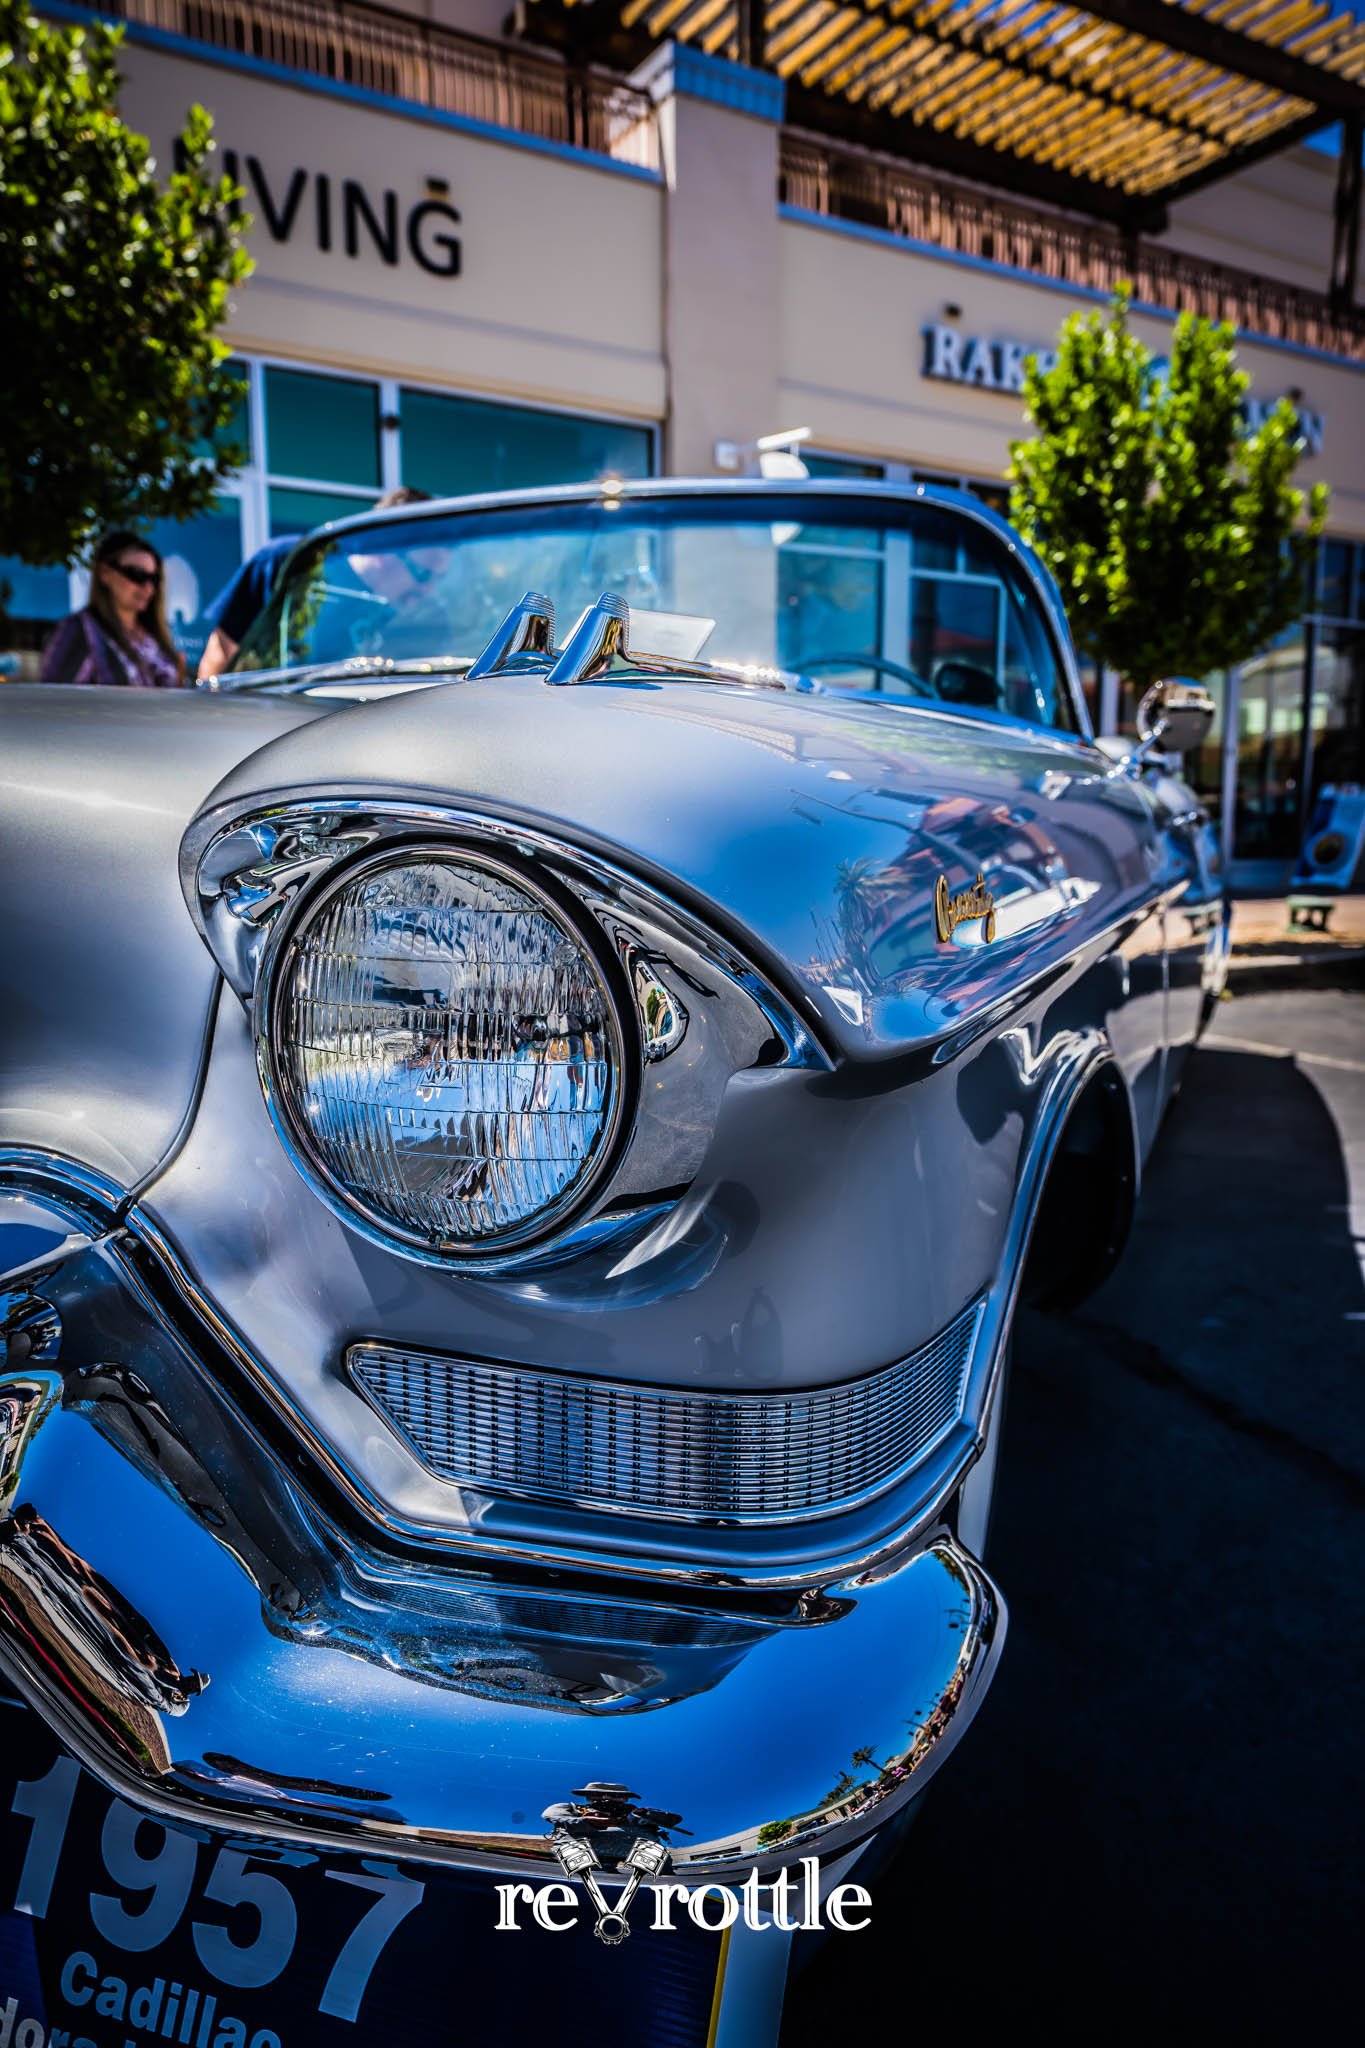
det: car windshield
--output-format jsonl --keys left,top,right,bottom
{"left": 231, "top": 494, "right": 1079, "bottom": 730}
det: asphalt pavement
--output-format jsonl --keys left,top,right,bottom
{"left": 782, "top": 952, "right": 1365, "bottom": 2043}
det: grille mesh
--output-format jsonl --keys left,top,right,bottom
{"left": 349, "top": 1300, "right": 982, "bottom": 1523}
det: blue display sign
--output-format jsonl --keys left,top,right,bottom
{"left": 0, "top": 1700, "right": 721, "bottom": 2048}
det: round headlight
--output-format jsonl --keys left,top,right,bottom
{"left": 261, "top": 848, "right": 628, "bottom": 1258}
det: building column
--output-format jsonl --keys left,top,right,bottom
{"left": 632, "top": 43, "right": 784, "bottom": 476}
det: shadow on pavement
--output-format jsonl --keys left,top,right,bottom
{"left": 782, "top": 1035, "right": 1364, "bottom": 2042}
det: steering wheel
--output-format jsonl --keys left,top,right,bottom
{"left": 796, "top": 651, "right": 936, "bottom": 698}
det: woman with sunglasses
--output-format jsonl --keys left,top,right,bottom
{"left": 40, "top": 529, "right": 186, "bottom": 688}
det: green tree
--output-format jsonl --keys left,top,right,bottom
{"left": 1008, "top": 287, "right": 1328, "bottom": 692}
{"left": 0, "top": 0, "right": 252, "bottom": 566}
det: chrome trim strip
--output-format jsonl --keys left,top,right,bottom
{"left": 0, "top": 1148, "right": 127, "bottom": 1232}
{"left": 182, "top": 795, "right": 831, "bottom": 1068}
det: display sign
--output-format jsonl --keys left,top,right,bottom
{"left": 175, "top": 144, "right": 462, "bottom": 277}
{"left": 0, "top": 1701, "right": 721, "bottom": 2048}
{"left": 921, "top": 322, "right": 1326, "bottom": 454}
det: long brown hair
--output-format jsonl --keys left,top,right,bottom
{"left": 88, "top": 530, "right": 185, "bottom": 681}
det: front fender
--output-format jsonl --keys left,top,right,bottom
{"left": 0, "top": 1212, "right": 1003, "bottom": 1881}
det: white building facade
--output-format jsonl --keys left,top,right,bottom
{"left": 12, "top": 0, "right": 1365, "bottom": 880}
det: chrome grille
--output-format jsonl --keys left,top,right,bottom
{"left": 348, "top": 1300, "right": 982, "bottom": 1524}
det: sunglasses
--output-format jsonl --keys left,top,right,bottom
{"left": 110, "top": 560, "right": 159, "bottom": 589}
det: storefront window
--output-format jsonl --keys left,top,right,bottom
{"left": 268, "top": 485, "right": 381, "bottom": 533}
{"left": 1318, "top": 539, "right": 1354, "bottom": 621}
{"left": 1308, "top": 623, "right": 1365, "bottom": 795}
{"left": 264, "top": 367, "right": 381, "bottom": 490}
{"left": 1233, "top": 626, "right": 1309, "bottom": 861}
{"left": 194, "top": 360, "right": 250, "bottom": 462}
{"left": 778, "top": 533, "right": 883, "bottom": 685}
{"left": 139, "top": 501, "right": 246, "bottom": 671}
{"left": 804, "top": 454, "right": 885, "bottom": 480}
{"left": 0, "top": 559, "right": 71, "bottom": 671}
{"left": 398, "top": 390, "right": 652, "bottom": 499}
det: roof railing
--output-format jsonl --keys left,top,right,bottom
{"left": 103, "top": 0, "right": 660, "bottom": 171}
{"left": 782, "top": 132, "right": 1365, "bottom": 364}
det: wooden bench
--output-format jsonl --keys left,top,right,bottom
{"left": 1287, "top": 896, "right": 1336, "bottom": 933}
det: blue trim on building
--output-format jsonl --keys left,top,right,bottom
{"left": 37, "top": 2, "right": 662, "bottom": 184}
{"left": 634, "top": 39, "right": 786, "bottom": 123}
{"left": 780, "top": 203, "right": 1365, "bottom": 375}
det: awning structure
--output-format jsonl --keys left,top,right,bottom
{"left": 523, "top": 0, "right": 1365, "bottom": 246}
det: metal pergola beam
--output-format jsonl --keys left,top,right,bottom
{"left": 1331, "top": 111, "right": 1363, "bottom": 306}
{"left": 517, "top": 0, "right": 1356, "bottom": 224}
{"left": 783, "top": 78, "right": 1169, "bottom": 229}
{"left": 736, "top": 0, "right": 766, "bottom": 72}
{"left": 522, "top": 0, "right": 1171, "bottom": 222}
{"left": 1062, "top": 0, "right": 1365, "bottom": 118}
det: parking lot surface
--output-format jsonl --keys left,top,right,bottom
{"left": 783, "top": 956, "right": 1365, "bottom": 2041}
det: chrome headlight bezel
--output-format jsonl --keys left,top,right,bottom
{"left": 183, "top": 795, "right": 829, "bottom": 1275}
{"left": 253, "top": 839, "right": 638, "bottom": 1267}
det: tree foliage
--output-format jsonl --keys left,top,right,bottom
{"left": 1007, "top": 287, "right": 1328, "bottom": 690}
{"left": 0, "top": 0, "right": 252, "bottom": 565}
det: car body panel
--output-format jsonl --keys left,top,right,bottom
{"left": 0, "top": 479, "right": 1226, "bottom": 1927}
{"left": 0, "top": 686, "right": 317, "bottom": 1186}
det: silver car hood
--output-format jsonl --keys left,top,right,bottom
{"left": 190, "top": 669, "right": 1161, "bottom": 1062}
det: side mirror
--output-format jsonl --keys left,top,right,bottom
{"left": 1136, "top": 678, "right": 1216, "bottom": 758}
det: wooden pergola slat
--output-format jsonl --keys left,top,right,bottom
{"left": 527, "top": 0, "right": 1365, "bottom": 231}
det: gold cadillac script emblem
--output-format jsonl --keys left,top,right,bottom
{"left": 935, "top": 871, "right": 998, "bottom": 945}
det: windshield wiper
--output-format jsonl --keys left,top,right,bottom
{"left": 209, "top": 654, "right": 473, "bottom": 696}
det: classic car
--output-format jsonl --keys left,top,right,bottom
{"left": 0, "top": 478, "right": 1224, "bottom": 2044}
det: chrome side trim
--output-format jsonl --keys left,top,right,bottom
{"left": 0, "top": 1246, "right": 1004, "bottom": 1875}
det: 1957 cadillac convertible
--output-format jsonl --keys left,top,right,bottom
{"left": 0, "top": 480, "right": 1224, "bottom": 2044}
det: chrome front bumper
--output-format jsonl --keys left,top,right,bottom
{"left": 0, "top": 1190, "right": 1005, "bottom": 1880}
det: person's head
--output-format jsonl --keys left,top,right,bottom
{"left": 374, "top": 485, "right": 431, "bottom": 511}
{"left": 89, "top": 529, "right": 176, "bottom": 659}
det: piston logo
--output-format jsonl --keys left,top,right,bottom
{"left": 549, "top": 1831, "right": 670, "bottom": 1944}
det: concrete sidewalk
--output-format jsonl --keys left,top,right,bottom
{"left": 1230, "top": 892, "right": 1365, "bottom": 951}
{"left": 1227, "top": 893, "right": 1365, "bottom": 981}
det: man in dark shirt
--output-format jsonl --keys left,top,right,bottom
{"left": 196, "top": 532, "right": 299, "bottom": 680}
